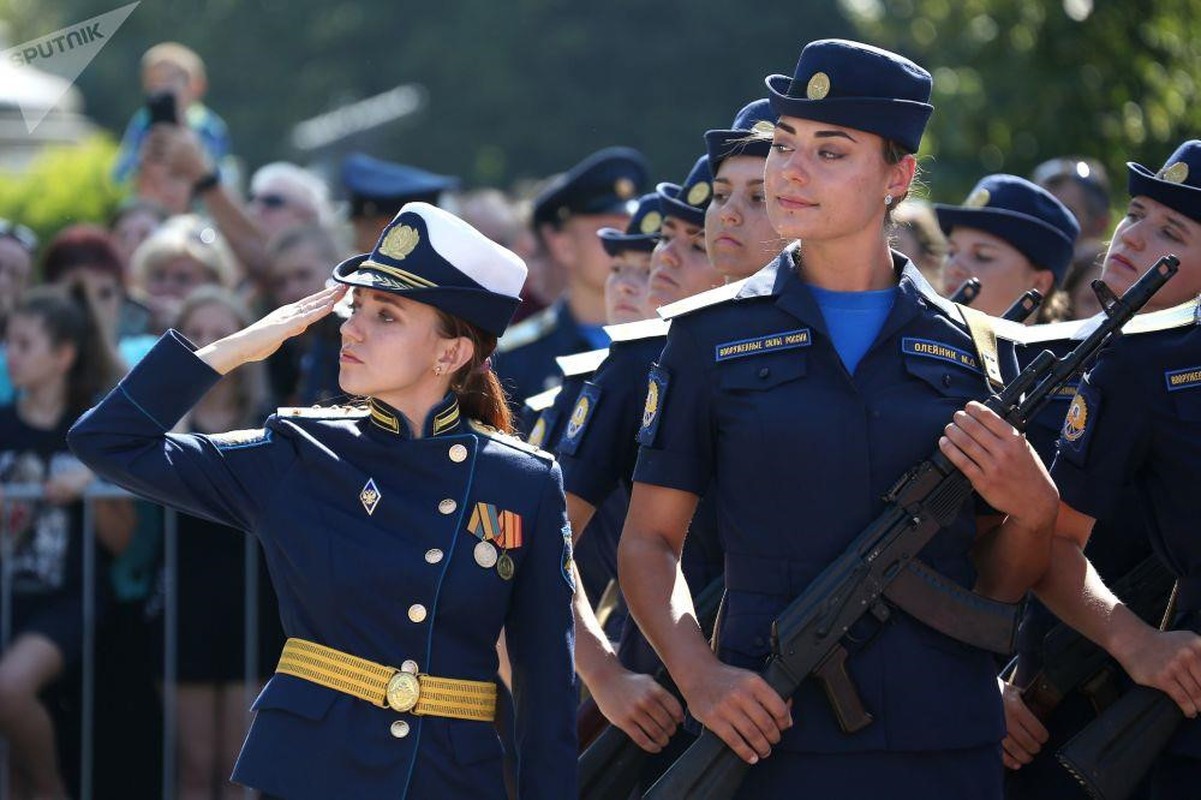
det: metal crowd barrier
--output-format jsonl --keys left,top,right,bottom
{"left": 0, "top": 482, "right": 261, "bottom": 800}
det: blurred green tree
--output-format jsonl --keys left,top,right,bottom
{"left": 840, "top": 0, "right": 1201, "bottom": 202}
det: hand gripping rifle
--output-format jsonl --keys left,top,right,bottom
{"left": 644, "top": 256, "right": 1178, "bottom": 800}
{"left": 578, "top": 577, "right": 725, "bottom": 800}
{"left": 1055, "top": 581, "right": 1185, "bottom": 800}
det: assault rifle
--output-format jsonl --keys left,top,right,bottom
{"left": 949, "top": 277, "right": 982, "bottom": 305}
{"left": 644, "top": 256, "right": 1179, "bottom": 800}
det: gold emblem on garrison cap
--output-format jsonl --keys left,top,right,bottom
{"left": 381, "top": 225, "right": 420, "bottom": 260}
{"left": 1159, "top": 162, "right": 1190, "bottom": 184}
{"left": 1062, "top": 393, "right": 1089, "bottom": 443}
{"left": 965, "top": 188, "right": 991, "bottom": 208}
{"left": 640, "top": 210, "right": 663, "bottom": 235}
{"left": 615, "top": 177, "right": 637, "bottom": 199}
{"left": 806, "top": 71, "right": 831, "bottom": 100}
{"left": 386, "top": 671, "right": 421, "bottom": 712}
{"left": 687, "top": 181, "right": 712, "bottom": 206}
{"left": 752, "top": 120, "right": 776, "bottom": 135}
{"left": 360, "top": 478, "right": 381, "bottom": 515}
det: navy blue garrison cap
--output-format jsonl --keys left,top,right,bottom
{"left": 342, "top": 153, "right": 460, "bottom": 219}
{"left": 705, "top": 98, "right": 778, "bottom": 175}
{"left": 766, "top": 39, "right": 933, "bottom": 154}
{"left": 598, "top": 193, "right": 662, "bottom": 256}
{"left": 657, "top": 155, "right": 713, "bottom": 228}
{"left": 334, "top": 202, "right": 527, "bottom": 336}
{"left": 532, "top": 146, "right": 649, "bottom": 229}
{"left": 935, "top": 174, "right": 1080, "bottom": 281}
{"left": 1128, "top": 140, "right": 1201, "bottom": 223}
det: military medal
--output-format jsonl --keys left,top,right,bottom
{"left": 474, "top": 540, "right": 498, "bottom": 568}
{"left": 496, "top": 552, "right": 515, "bottom": 581}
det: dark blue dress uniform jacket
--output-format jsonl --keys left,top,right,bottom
{"left": 1052, "top": 309, "right": 1201, "bottom": 762}
{"left": 633, "top": 251, "right": 1009, "bottom": 758}
{"left": 67, "top": 332, "right": 578, "bottom": 799}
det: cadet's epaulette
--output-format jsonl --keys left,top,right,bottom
{"left": 1120, "top": 296, "right": 1201, "bottom": 336}
{"left": 468, "top": 419, "right": 555, "bottom": 462}
{"left": 523, "top": 385, "right": 561, "bottom": 413}
{"left": 555, "top": 347, "right": 609, "bottom": 377}
{"left": 276, "top": 404, "right": 369, "bottom": 420}
{"left": 496, "top": 305, "right": 557, "bottom": 353}
{"left": 603, "top": 316, "right": 671, "bottom": 342}
{"left": 657, "top": 278, "right": 751, "bottom": 320}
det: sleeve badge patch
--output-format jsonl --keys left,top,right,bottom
{"left": 559, "top": 383, "right": 601, "bottom": 456}
{"left": 637, "top": 365, "right": 670, "bottom": 447}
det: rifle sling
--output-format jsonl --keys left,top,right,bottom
{"left": 958, "top": 305, "right": 1005, "bottom": 391}
{"left": 882, "top": 558, "right": 1019, "bottom": 654}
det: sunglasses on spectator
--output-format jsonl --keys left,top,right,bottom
{"left": 0, "top": 219, "right": 38, "bottom": 253}
{"left": 249, "top": 193, "right": 291, "bottom": 209}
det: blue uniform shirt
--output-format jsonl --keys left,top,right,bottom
{"left": 634, "top": 250, "right": 1009, "bottom": 755}
{"left": 68, "top": 333, "right": 578, "bottom": 799}
{"left": 1051, "top": 308, "right": 1201, "bottom": 757}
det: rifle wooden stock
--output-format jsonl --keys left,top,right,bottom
{"left": 643, "top": 257, "right": 1179, "bottom": 800}
{"left": 1056, "top": 687, "right": 1182, "bottom": 800}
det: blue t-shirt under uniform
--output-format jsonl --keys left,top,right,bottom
{"left": 808, "top": 284, "right": 898, "bottom": 374}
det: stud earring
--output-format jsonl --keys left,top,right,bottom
{"left": 434, "top": 365, "right": 443, "bottom": 376}
{"left": 884, "top": 194, "right": 894, "bottom": 207}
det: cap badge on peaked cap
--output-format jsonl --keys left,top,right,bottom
{"left": 381, "top": 225, "right": 420, "bottom": 261}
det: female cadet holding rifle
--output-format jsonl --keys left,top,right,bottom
{"left": 566, "top": 99, "right": 788, "bottom": 758}
{"left": 1017, "top": 139, "right": 1201, "bottom": 799}
{"left": 618, "top": 39, "right": 1058, "bottom": 799}
{"left": 68, "top": 203, "right": 577, "bottom": 799}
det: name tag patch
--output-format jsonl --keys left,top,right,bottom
{"left": 1165, "top": 365, "right": 1201, "bottom": 392}
{"left": 902, "top": 337, "right": 981, "bottom": 373}
{"left": 714, "top": 329, "right": 811, "bottom": 362}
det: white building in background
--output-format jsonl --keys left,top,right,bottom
{"left": 0, "top": 51, "right": 95, "bottom": 171}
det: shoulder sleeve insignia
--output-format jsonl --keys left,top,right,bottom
{"left": 208, "top": 428, "right": 273, "bottom": 450}
{"left": 637, "top": 365, "right": 670, "bottom": 447}
{"left": 1058, "top": 379, "right": 1101, "bottom": 465}
{"left": 561, "top": 523, "right": 576, "bottom": 591}
{"left": 559, "top": 382, "right": 601, "bottom": 456}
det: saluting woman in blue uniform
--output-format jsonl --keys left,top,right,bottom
{"left": 619, "top": 39, "right": 1058, "bottom": 799}
{"left": 68, "top": 203, "right": 578, "bottom": 799}
{"left": 1021, "top": 140, "right": 1201, "bottom": 799}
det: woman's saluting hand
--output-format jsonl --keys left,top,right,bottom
{"left": 196, "top": 284, "right": 347, "bottom": 375}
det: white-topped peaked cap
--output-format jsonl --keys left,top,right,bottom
{"left": 333, "top": 202, "right": 527, "bottom": 336}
